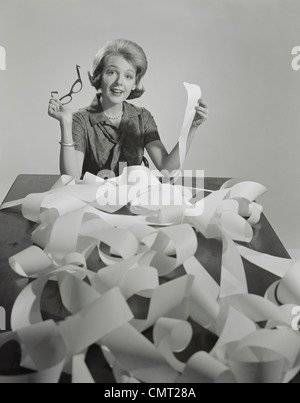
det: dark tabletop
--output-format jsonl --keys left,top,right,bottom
{"left": 0, "top": 175, "right": 292, "bottom": 383}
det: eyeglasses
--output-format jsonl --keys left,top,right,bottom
{"left": 51, "top": 65, "right": 83, "bottom": 105}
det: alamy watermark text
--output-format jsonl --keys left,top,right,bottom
{"left": 0, "top": 46, "right": 6, "bottom": 71}
{"left": 292, "top": 46, "right": 300, "bottom": 71}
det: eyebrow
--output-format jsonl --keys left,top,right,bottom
{"left": 106, "top": 65, "right": 135, "bottom": 74}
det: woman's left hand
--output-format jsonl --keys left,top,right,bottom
{"left": 192, "top": 99, "right": 208, "bottom": 128}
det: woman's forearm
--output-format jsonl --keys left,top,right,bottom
{"left": 161, "top": 126, "right": 198, "bottom": 173}
{"left": 59, "top": 119, "right": 81, "bottom": 178}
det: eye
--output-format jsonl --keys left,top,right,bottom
{"left": 107, "top": 70, "right": 116, "bottom": 76}
{"left": 126, "top": 75, "right": 134, "bottom": 80}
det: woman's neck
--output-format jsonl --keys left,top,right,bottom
{"left": 100, "top": 95, "right": 124, "bottom": 117}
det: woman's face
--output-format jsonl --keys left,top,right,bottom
{"left": 101, "top": 55, "right": 137, "bottom": 105}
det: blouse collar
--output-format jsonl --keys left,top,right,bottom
{"left": 87, "top": 93, "right": 141, "bottom": 126}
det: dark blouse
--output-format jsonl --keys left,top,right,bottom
{"left": 72, "top": 94, "right": 161, "bottom": 177}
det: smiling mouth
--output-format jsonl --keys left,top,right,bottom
{"left": 111, "top": 88, "right": 124, "bottom": 95}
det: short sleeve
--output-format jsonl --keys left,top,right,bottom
{"left": 141, "top": 108, "right": 161, "bottom": 146}
{"left": 72, "top": 112, "right": 87, "bottom": 153}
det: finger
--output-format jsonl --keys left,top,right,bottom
{"left": 198, "top": 98, "right": 207, "bottom": 106}
{"left": 198, "top": 99, "right": 208, "bottom": 108}
{"left": 193, "top": 115, "right": 208, "bottom": 127}
{"left": 192, "top": 120, "right": 202, "bottom": 127}
{"left": 195, "top": 110, "right": 208, "bottom": 119}
{"left": 195, "top": 106, "right": 208, "bottom": 114}
{"left": 48, "top": 103, "right": 60, "bottom": 115}
{"left": 196, "top": 112, "right": 208, "bottom": 120}
{"left": 49, "top": 99, "right": 61, "bottom": 108}
{"left": 49, "top": 96, "right": 60, "bottom": 103}
{"left": 48, "top": 104, "right": 57, "bottom": 112}
{"left": 51, "top": 91, "right": 59, "bottom": 98}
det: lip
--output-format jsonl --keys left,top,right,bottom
{"left": 111, "top": 88, "right": 124, "bottom": 94}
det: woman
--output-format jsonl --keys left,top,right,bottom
{"left": 48, "top": 39, "right": 208, "bottom": 179}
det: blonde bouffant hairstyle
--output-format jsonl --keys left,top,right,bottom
{"left": 88, "top": 39, "right": 148, "bottom": 100}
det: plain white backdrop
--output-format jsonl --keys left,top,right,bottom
{"left": 0, "top": 0, "right": 299, "bottom": 251}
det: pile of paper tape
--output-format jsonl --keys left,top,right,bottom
{"left": 1, "top": 165, "right": 300, "bottom": 383}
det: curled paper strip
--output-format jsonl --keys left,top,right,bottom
{"left": 153, "top": 318, "right": 193, "bottom": 372}
{"left": 179, "top": 83, "right": 202, "bottom": 170}
{"left": 1, "top": 84, "right": 300, "bottom": 383}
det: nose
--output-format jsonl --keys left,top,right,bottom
{"left": 115, "top": 73, "right": 124, "bottom": 87}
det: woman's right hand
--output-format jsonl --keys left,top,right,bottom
{"left": 48, "top": 95, "right": 72, "bottom": 123}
